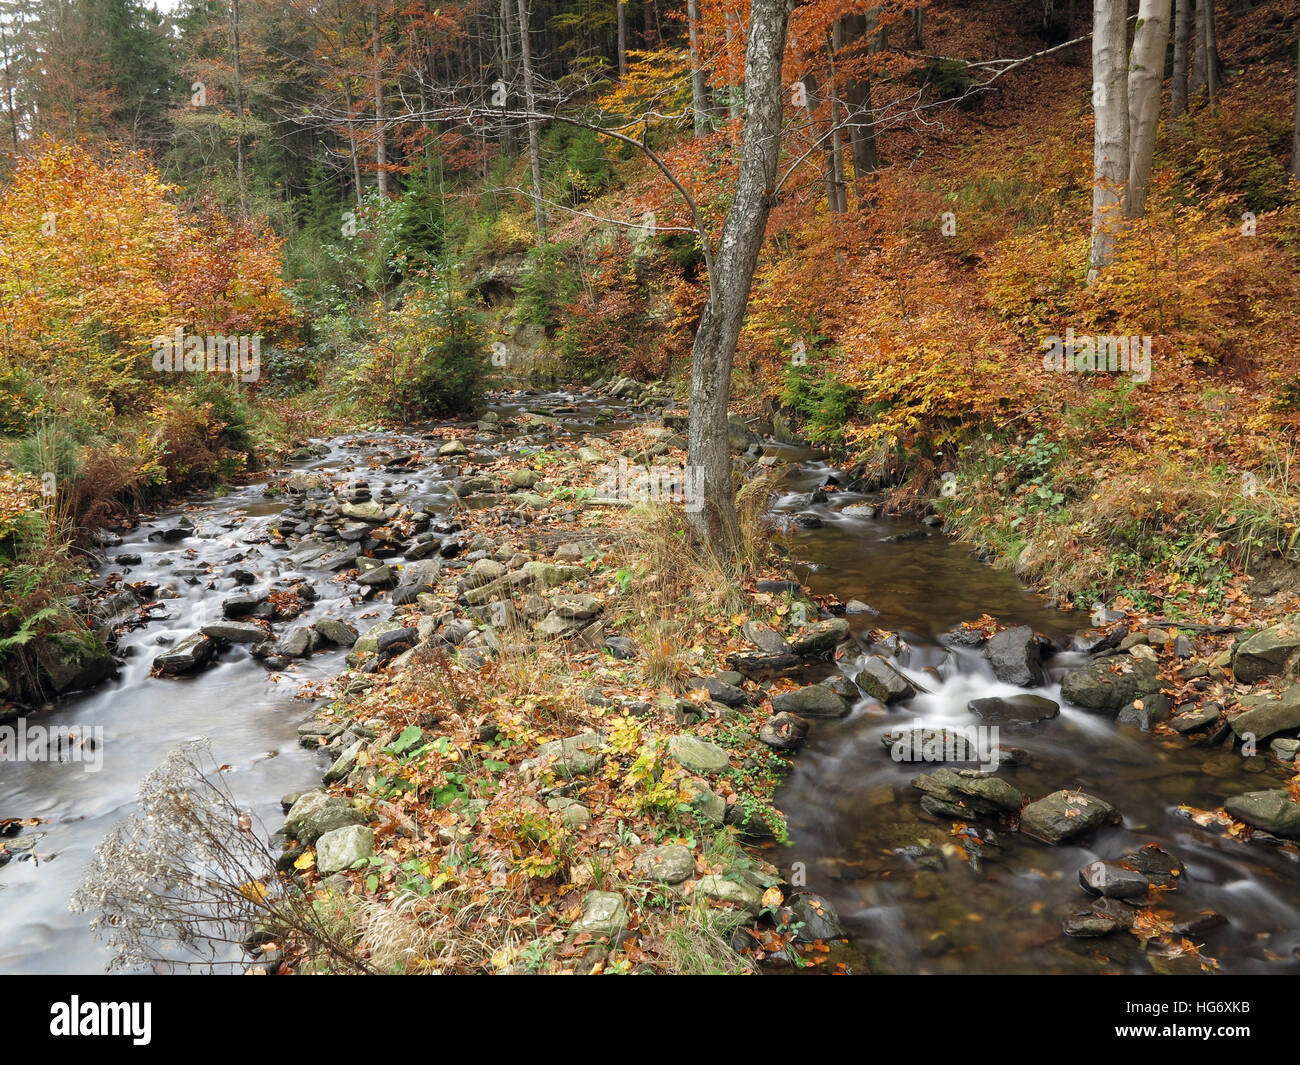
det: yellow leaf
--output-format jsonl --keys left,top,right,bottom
{"left": 294, "top": 850, "right": 316, "bottom": 870}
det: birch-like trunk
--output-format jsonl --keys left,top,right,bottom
{"left": 1088, "top": 0, "right": 1128, "bottom": 282}
{"left": 1126, "top": 0, "right": 1171, "bottom": 218}
{"left": 1171, "top": 0, "right": 1191, "bottom": 117}
{"left": 686, "top": 0, "right": 793, "bottom": 551}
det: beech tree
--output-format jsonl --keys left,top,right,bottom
{"left": 1087, "top": 0, "right": 1128, "bottom": 281}
{"left": 1125, "top": 0, "right": 1171, "bottom": 218}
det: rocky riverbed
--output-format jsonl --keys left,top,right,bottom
{"left": 2, "top": 384, "right": 1299, "bottom": 975}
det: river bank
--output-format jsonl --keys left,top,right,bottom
{"left": 2, "top": 384, "right": 1299, "bottom": 974}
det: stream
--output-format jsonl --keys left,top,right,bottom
{"left": 1, "top": 391, "right": 1297, "bottom": 975}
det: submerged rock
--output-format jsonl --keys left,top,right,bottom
{"left": 967, "top": 694, "right": 1059, "bottom": 725}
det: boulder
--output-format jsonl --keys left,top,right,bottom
{"left": 984, "top": 625, "right": 1045, "bottom": 687}
{"left": 759, "top": 712, "right": 810, "bottom": 750}
{"left": 854, "top": 656, "right": 916, "bottom": 703}
{"left": 1224, "top": 790, "right": 1300, "bottom": 839}
{"left": 1020, "top": 789, "right": 1118, "bottom": 844}
{"left": 771, "top": 684, "right": 850, "bottom": 718}
{"left": 668, "top": 734, "right": 730, "bottom": 774}
{"left": 967, "top": 694, "right": 1059, "bottom": 725}
{"left": 152, "top": 632, "right": 216, "bottom": 676}
{"left": 315, "top": 824, "right": 374, "bottom": 874}
{"left": 1228, "top": 685, "right": 1300, "bottom": 742}
{"left": 284, "top": 791, "right": 364, "bottom": 844}
{"left": 632, "top": 844, "right": 696, "bottom": 884}
{"left": 1232, "top": 617, "right": 1300, "bottom": 684}
{"left": 1060, "top": 656, "right": 1161, "bottom": 713}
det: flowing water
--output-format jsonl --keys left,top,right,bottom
{"left": 1, "top": 394, "right": 1297, "bottom": 975}
{"left": 771, "top": 462, "right": 1300, "bottom": 974}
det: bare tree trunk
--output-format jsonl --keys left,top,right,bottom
{"left": 500, "top": 0, "right": 517, "bottom": 156}
{"left": 1190, "top": 0, "right": 1220, "bottom": 100}
{"left": 687, "top": 0, "right": 709, "bottom": 135}
{"left": 726, "top": 11, "right": 741, "bottom": 120}
{"left": 343, "top": 84, "right": 364, "bottom": 206}
{"left": 826, "top": 29, "right": 847, "bottom": 214}
{"left": 840, "top": 13, "right": 881, "bottom": 186}
{"left": 616, "top": 0, "right": 626, "bottom": 76}
{"left": 517, "top": 0, "right": 546, "bottom": 243}
{"left": 1292, "top": 34, "right": 1300, "bottom": 181}
{"left": 372, "top": 4, "right": 388, "bottom": 196}
{"left": 1171, "top": 0, "right": 1191, "bottom": 117}
{"left": 0, "top": 21, "right": 19, "bottom": 154}
{"left": 1204, "top": 0, "right": 1218, "bottom": 111}
{"left": 686, "top": 0, "right": 793, "bottom": 551}
{"left": 1088, "top": 0, "right": 1128, "bottom": 282}
{"left": 1126, "top": 0, "right": 1171, "bottom": 217}
{"left": 230, "top": 0, "right": 248, "bottom": 217}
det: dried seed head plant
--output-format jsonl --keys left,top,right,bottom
{"left": 70, "top": 740, "right": 375, "bottom": 973}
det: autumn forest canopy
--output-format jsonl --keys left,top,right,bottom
{"left": 1, "top": 0, "right": 1300, "bottom": 986}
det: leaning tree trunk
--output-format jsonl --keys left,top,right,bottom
{"left": 1171, "top": 0, "right": 1191, "bottom": 117}
{"left": 686, "top": 0, "right": 793, "bottom": 552}
{"left": 1126, "top": 0, "right": 1171, "bottom": 218}
{"left": 1088, "top": 0, "right": 1129, "bottom": 282}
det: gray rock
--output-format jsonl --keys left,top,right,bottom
{"left": 789, "top": 618, "right": 851, "bottom": 656}
{"left": 200, "top": 622, "right": 268, "bottom": 644}
{"left": 984, "top": 625, "right": 1045, "bottom": 687}
{"left": 1117, "top": 694, "right": 1174, "bottom": 730}
{"left": 313, "top": 618, "right": 358, "bottom": 646}
{"left": 697, "top": 874, "right": 764, "bottom": 913}
{"left": 967, "top": 694, "right": 1059, "bottom": 725}
{"left": 759, "top": 712, "right": 809, "bottom": 750}
{"left": 743, "top": 621, "right": 793, "bottom": 654}
{"left": 1229, "top": 685, "right": 1300, "bottom": 742}
{"left": 1224, "top": 790, "right": 1300, "bottom": 839}
{"left": 687, "top": 676, "right": 748, "bottom": 707}
{"left": 284, "top": 791, "right": 364, "bottom": 844}
{"left": 771, "top": 684, "right": 850, "bottom": 718}
{"left": 668, "top": 734, "right": 730, "bottom": 774}
{"left": 569, "top": 891, "right": 626, "bottom": 939}
{"left": 792, "top": 893, "right": 843, "bottom": 941}
{"left": 315, "top": 824, "right": 374, "bottom": 874}
{"left": 1020, "top": 789, "right": 1118, "bottom": 844}
{"left": 633, "top": 844, "right": 696, "bottom": 884}
{"left": 152, "top": 632, "right": 216, "bottom": 676}
{"left": 854, "top": 656, "right": 916, "bottom": 703}
{"left": 1078, "top": 860, "right": 1150, "bottom": 899}
{"left": 1060, "top": 656, "right": 1161, "bottom": 712}
{"left": 1232, "top": 617, "right": 1300, "bottom": 684}
{"left": 522, "top": 731, "right": 604, "bottom": 777}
